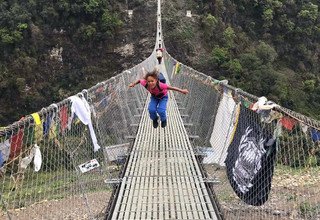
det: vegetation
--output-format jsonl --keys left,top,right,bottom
{"left": 1, "top": 0, "right": 319, "bottom": 125}
{"left": 0, "top": 0, "right": 155, "bottom": 126}
{"left": 1, "top": 169, "right": 107, "bottom": 209}
{"left": 163, "top": 0, "right": 320, "bottom": 120}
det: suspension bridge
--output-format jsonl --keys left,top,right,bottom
{"left": 1, "top": 1, "right": 320, "bottom": 219}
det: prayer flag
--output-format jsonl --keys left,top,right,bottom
{"left": 310, "top": 128, "right": 320, "bottom": 142}
{"left": 9, "top": 129, "right": 24, "bottom": 159}
{"left": 279, "top": 116, "right": 297, "bottom": 131}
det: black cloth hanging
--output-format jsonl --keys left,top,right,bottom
{"left": 225, "top": 106, "right": 277, "bottom": 206}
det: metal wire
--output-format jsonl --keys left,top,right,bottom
{"left": 164, "top": 51, "right": 320, "bottom": 220}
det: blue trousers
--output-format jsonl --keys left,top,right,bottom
{"left": 148, "top": 95, "right": 168, "bottom": 122}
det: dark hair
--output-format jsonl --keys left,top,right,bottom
{"left": 144, "top": 70, "right": 159, "bottom": 80}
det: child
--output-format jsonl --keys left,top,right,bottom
{"left": 129, "top": 69, "right": 188, "bottom": 128}
{"left": 156, "top": 48, "right": 164, "bottom": 64}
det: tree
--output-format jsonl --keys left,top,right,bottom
{"left": 303, "top": 79, "right": 316, "bottom": 92}
{"left": 223, "top": 26, "right": 235, "bottom": 49}
{"left": 101, "top": 9, "right": 123, "bottom": 38}
{"left": 40, "top": 6, "right": 59, "bottom": 24}
{"left": 298, "top": 3, "right": 318, "bottom": 22}
{"left": 224, "top": 59, "right": 242, "bottom": 74}
{"left": 83, "top": 0, "right": 101, "bottom": 16}
{"left": 262, "top": 8, "right": 273, "bottom": 29}
{"left": 239, "top": 52, "right": 262, "bottom": 71}
{"left": 202, "top": 14, "right": 218, "bottom": 40}
{"left": 77, "top": 23, "right": 97, "bottom": 42}
{"left": 211, "top": 45, "right": 229, "bottom": 67}
{"left": 255, "top": 41, "right": 277, "bottom": 64}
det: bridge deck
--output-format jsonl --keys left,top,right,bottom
{"left": 111, "top": 93, "right": 218, "bottom": 219}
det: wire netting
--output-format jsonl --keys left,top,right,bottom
{"left": 165, "top": 51, "right": 320, "bottom": 220}
{"left": 0, "top": 55, "right": 157, "bottom": 219}
{"left": 1, "top": 48, "right": 320, "bottom": 219}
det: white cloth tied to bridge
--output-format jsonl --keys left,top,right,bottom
{"left": 20, "top": 144, "right": 42, "bottom": 172}
{"left": 68, "top": 96, "right": 101, "bottom": 152}
{"left": 251, "top": 96, "right": 279, "bottom": 111}
{"left": 209, "top": 87, "right": 237, "bottom": 166}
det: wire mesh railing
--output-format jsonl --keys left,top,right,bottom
{"left": 2, "top": 0, "right": 320, "bottom": 216}
{"left": 1, "top": 49, "right": 320, "bottom": 219}
{"left": 164, "top": 51, "right": 320, "bottom": 220}
{"left": 0, "top": 53, "right": 158, "bottom": 219}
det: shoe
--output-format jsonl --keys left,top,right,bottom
{"left": 153, "top": 118, "right": 159, "bottom": 128}
{"left": 161, "top": 120, "right": 167, "bottom": 128}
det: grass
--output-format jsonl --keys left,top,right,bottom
{"left": 299, "top": 201, "right": 320, "bottom": 219}
{"left": 274, "top": 163, "right": 320, "bottom": 176}
{"left": 0, "top": 168, "right": 111, "bottom": 210}
{"left": 217, "top": 189, "right": 237, "bottom": 203}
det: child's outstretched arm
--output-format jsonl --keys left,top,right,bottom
{"left": 129, "top": 80, "right": 140, "bottom": 88}
{"left": 167, "top": 85, "right": 189, "bottom": 94}
{"left": 129, "top": 67, "right": 146, "bottom": 88}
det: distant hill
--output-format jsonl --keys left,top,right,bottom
{"left": 0, "top": 0, "right": 155, "bottom": 126}
{"left": 162, "top": 0, "right": 320, "bottom": 120}
{"left": 1, "top": 0, "right": 319, "bottom": 126}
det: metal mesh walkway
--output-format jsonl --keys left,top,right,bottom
{"left": 110, "top": 92, "right": 218, "bottom": 219}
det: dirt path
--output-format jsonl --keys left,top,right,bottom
{"left": 1, "top": 191, "right": 111, "bottom": 220}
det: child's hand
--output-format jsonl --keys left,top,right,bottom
{"left": 129, "top": 83, "right": 135, "bottom": 88}
{"left": 182, "top": 89, "right": 189, "bottom": 94}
